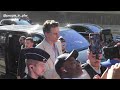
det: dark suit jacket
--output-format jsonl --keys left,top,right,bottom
{"left": 17, "top": 48, "right": 27, "bottom": 78}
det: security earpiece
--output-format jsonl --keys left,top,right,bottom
{"left": 31, "top": 67, "right": 33, "bottom": 69}
{"left": 63, "top": 69, "right": 67, "bottom": 72}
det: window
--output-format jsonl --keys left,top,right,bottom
{"left": 30, "top": 34, "right": 44, "bottom": 46}
{"left": 16, "top": 19, "right": 31, "bottom": 25}
{"left": 1, "top": 20, "right": 16, "bottom": 25}
{"left": 0, "top": 19, "right": 31, "bottom": 25}
{"left": 71, "top": 26, "right": 90, "bottom": 33}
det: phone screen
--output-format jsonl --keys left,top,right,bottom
{"left": 89, "top": 33, "right": 102, "bottom": 54}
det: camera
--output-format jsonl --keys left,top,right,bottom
{"left": 89, "top": 28, "right": 119, "bottom": 60}
{"left": 103, "top": 45, "right": 120, "bottom": 59}
{"left": 100, "top": 28, "right": 115, "bottom": 47}
{"left": 100, "top": 28, "right": 120, "bottom": 59}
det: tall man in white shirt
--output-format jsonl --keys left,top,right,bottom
{"left": 36, "top": 20, "right": 62, "bottom": 79}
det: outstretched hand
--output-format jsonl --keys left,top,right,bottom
{"left": 107, "top": 63, "right": 120, "bottom": 79}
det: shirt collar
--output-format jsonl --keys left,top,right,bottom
{"left": 87, "top": 60, "right": 101, "bottom": 74}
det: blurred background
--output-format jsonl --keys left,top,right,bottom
{"left": 0, "top": 11, "right": 120, "bottom": 34}
{"left": 0, "top": 11, "right": 120, "bottom": 77}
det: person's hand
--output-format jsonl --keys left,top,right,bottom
{"left": 93, "top": 67, "right": 109, "bottom": 79}
{"left": 101, "top": 68, "right": 109, "bottom": 79}
{"left": 17, "top": 76, "right": 21, "bottom": 79}
{"left": 93, "top": 74, "right": 101, "bottom": 79}
{"left": 107, "top": 63, "right": 120, "bottom": 79}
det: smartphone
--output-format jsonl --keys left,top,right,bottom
{"left": 89, "top": 33, "right": 102, "bottom": 59}
{"left": 100, "top": 29, "right": 113, "bottom": 46}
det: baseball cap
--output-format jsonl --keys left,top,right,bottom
{"left": 25, "top": 48, "right": 50, "bottom": 63}
{"left": 55, "top": 50, "right": 78, "bottom": 71}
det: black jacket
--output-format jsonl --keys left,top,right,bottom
{"left": 23, "top": 75, "right": 46, "bottom": 79}
{"left": 82, "top": 63, "right": 107, "bottom": 79}
{"left": 17, "top": 48, "right": 29, "bottom": 78}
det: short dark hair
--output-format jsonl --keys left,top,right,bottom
{"left": 25, "top": 37, "right": 34, "bottom": 43}
{"left": 43, "top": 20, "right": 59, "bottom": 34}
{"left": 19, "top": 36, "right": 26, "bottom": 40}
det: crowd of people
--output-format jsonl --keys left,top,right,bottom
{"left": 3, "top": 19, "right": 120, "bottom": 79}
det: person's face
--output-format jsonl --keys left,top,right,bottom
{"left": 61, "top": 41, "right": 66, "bottom": 52}
{"left": 63, "top": 57, "right": 82, "bottom": 76}
{"left": 19, "top": 38, "right": 25, "bottom": 45}
{"left": 32, "top": 61, "right": 46, "bottom": 77}
{"left": 25, "top": 40, "right": 34, "bottom": 48}
{"left": 88, "top": 51, "right": 102, "bottom": 67}
{"left": 46, "top": 27, "right": 59, "bottom": 43}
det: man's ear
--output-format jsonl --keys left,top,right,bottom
{"left": 60, "top": 67, "right": 67, "bottom": 72}
{"left": 29, "top": 65, "right": 34, "bottom": 71}
{"left": 44, "top": 32, "right": 47, "bottom": 36}
{"left": 44, "top": 32, "right": 49, "bottom": 38}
